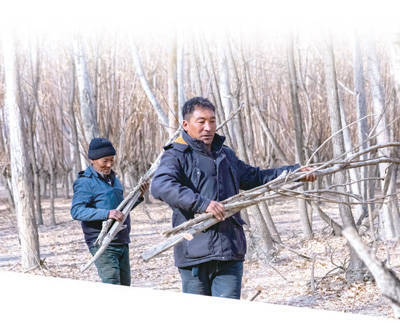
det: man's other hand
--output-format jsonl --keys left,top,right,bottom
{"left": 206, "top": 200, "right": 225, "bottom": 221}
{"left": 108, "top": 209, "right": 124, "bottom": 222}
{"left": 298, "top": 167, "right": 317, "bottom": 182}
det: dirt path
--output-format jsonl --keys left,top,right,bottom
{"left": 0, "top": 196, "right": 396, "bottom": 318}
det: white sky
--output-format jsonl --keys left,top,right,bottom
{"left": 2, "top": 0, "right": 400, "bottom": 41}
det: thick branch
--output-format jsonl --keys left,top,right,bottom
{"left": 142, "top": 143, "right": 400, "bottom": 261}
{"left": 343, "top": 227, "right": 400, "bottom": 318}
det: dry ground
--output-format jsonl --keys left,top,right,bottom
{"left": 0, "top": 194, "right": 398, "bottom": 319}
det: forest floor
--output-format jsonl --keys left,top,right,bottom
{"left": 0, "top": 193, "right": 398, "bottom": 319}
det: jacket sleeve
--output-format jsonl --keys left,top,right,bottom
{"left": 70, "top": 177, "right": 110, "bottom": 221}
{"left": 150, "top": 150, "right": 211, "bottom": 213}
{"left": 233, "top": 153, "right": 300, "bottom": 190}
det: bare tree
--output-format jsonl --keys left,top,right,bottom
{"left": 366, "top": 36, "right": 395, "bottom": 239}
{"left": 353, "top": 31, "right": 370, "bottom": 225}
{"left": 67, "top": 58, "right": 82, "bottom": 175}
{"left": 167, "top": 33, "right": 179, "bottom": 136}
{"left": 343, "top": 226, "right": 400, "bottom": 318}
{"left": 322, "top": 33, "right": 367, "bottom": 282}
{"left": 131, "top": 41, "right": 168, "bottom": 128}
{"left": 73, "top": 35, "right": 99, "bottom": 167}
{"left": 218, "top": 39, "right": 276, "bottom": 259}
{"left": 217, "top": 38, "right": 238, "bottom": 149}
{"left": 177, "top": 31, "right": 186, "bottom": 119}
{"left": 3, "top": 33, "right": 40, "bottom": 269}
{"left": 287, "top": 32, "right": 312, "bottom": 239}
{"left": 23, "top": 37, "right": 43, "bottom": 225}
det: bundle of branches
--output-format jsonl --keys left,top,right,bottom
{"left": 80, "top": 106, "right": 244, "bottom": 272}
{"left": 141, "top": 142, "right": 400, "bottom": 262}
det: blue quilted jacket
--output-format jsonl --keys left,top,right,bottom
{"left": 71, "top": 166, "right": 142, "bottom": 247}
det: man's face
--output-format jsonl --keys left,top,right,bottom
{"left": 183, "top": 106, "right": 216, "bottom": 147}
{"left": 91, "top": 155, "right": 115, "bottom": 175}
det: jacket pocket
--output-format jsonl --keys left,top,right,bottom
{"left": 184, "top": 231, "right": 212, "bottom": 259}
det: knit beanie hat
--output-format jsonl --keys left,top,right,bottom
{"left": 88, "top": 138, "right": 116, "bottom": 160}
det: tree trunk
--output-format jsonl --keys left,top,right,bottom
{"left": 343, "top": 226, "right": 400, "bottom": 318}
{"left": 389, "top": 30, "right": 400, "bottom": 95}
{"left": 200, "top": 38, "right": 234, "bottom": 148}
{"left": 387, "top": 164, "right": 400, "bottom": 236}
{"left": 27, "top": 40, "right": 43, "bottom": 225}
{"left": 250, "top": 205, "right": 276, "bottom": 261}
{"left": 287, "top": 32, "right": 312, "bottom": 239}
{"left": 387, "top": 31, "right": 400, "bottom": 236}
{"left": 218, "top": 42, "right": 237, "bottom": 149}
{"left": 338, "top": 92, "right": 364, "bottom": 221}
{"left": 323, "top": 33, "right": 367, "bottom": 282}
{"left": 73, "top": 36, "right": 99, "bottom": 161}
{"left": 366, "top": 37, "right": 394, "bottom": 239}
{"left": 68, "top": 60, "right": 82, "bottom": 175}
{"left": 253, "top": 104, "right": 289, "bottom": 164}
{"left": 353, "top": 32, "right": 370, "bottom": 224}
{"left": 3, "top": 33, "right": 40, "bottom": 269}
{"left": 177, "top": 32, "right": 186, "bottom": 120}
{"left": 218, "top": 42, "right": 276, "bottom": 258}
{"left": 241, "top": 63, "right": 255, "bottom": 158}
{"left": 131, "top": 42, "right": 168, "bottom": 128}
{"left": 168, "top": 34, "right": 179, "bottom": 136}
{"left": 25, "top": 107, "right": 43, "bottom": 226}
{"left": 33, "top": 170, "right": 42, "bottom": 225}
{"left": 49, "top": 166, "right": 56, "bottom": 226}
{"left": 257, "top": 201, "right": 282, "bottom": 243}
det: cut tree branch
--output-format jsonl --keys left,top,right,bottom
{"left": 141, "top": 143, "right": 400, "bottom": 262}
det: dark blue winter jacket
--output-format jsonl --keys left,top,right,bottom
{"left": 151, "top": 130, "right": 299, "bottom": 267}
{"left": 70, "top": 166, "right": 143, "bottom": 247}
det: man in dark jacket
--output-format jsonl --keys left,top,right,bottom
{"left": 151, "top": 97, "right": 315, "bottom": 299}
{"left": 71, "top": 138, "right": 148, "bottom": 286}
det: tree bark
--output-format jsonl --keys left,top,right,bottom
{"left": 287, "top": 32, "right": 312, "bottom": 239}
{"left": 366, "top": 37, "right": 394, "bottom": 239}
{"left": 218, "top": 41, "right": 276, "bottom": 259}
{"left": 25, "top": 42, "right": 43, "bottom": 225}
{"left": 48, "top": 167, "right": 56, "bottom": 225}
{"left": 353, "top": 32, "right": 370, "bottom": 224}
{"left": 338, "top": 91, "right": 364, "bottom": 222}
{"left": 218, "top": 41, "right": 238, "bottom": 149}
{"left": 168, "top": 34, "right": 179, "bottom": 136}
{"left": 253, "top": 105, "right": 289, "bottom": 164}
{"left": 68, "top": 59, "right": 82, "bottom": 174}
{"left": 323, "top": 33, "right": 367, "bottom": 282}
{"left": 177, "top": 31, "right": 186, "bottom": 121}
{"left": 131, "top": 42, "right": 168, "bottom": 128}
{"left": 343, "top": 226, "right": 400, "bottom": 318}
{"left": 3, "top": 33, "right": 40, "bottom": 269}
{"left": 73, "top": 35, "right": 100, "bottom": 167}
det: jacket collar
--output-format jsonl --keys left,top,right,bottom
{"left": 181, "top": 130, "right": 225, "bottom": 155}
{"left": 86, "top": 165, "right": 116, "bottom": 181}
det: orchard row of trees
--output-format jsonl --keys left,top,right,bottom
{"left": 2, "top": 28, "right": 400, "bottom": 291}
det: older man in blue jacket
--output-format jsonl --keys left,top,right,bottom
{"left": 71, "top": 138, "right": 147, "bottom": 286}
{"left": 151, "top": 97, "right": 315, "bottom": 299}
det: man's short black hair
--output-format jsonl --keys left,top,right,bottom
{"left": 182, "top": 97, "right": 216, "bottom": 120}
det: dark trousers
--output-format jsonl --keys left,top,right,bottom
{"left": 89, "top": 244, "right": 131, "bottom": 286}
{"left": 178, "top": 260, "right": 243, "bottom": 299}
